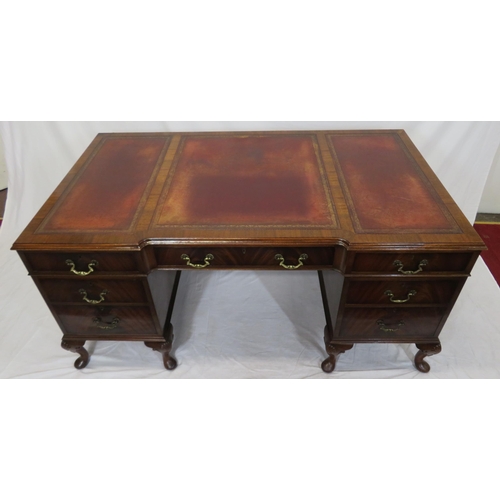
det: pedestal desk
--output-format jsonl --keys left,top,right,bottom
{"left": 12, "top": 130, "right": 486, "bottom": 373}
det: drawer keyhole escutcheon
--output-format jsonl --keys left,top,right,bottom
{"left": 79, "top": 288, "right": 108, "bottom": 304}
{"left": 393, "top": 259, "right": 428, "bottom": 274}
{"left": 92, "top": 317, "right": 120, "bottom": 330}
{"left": 377, "top": 320, "right": 404, "bottom": 332}
{"left": 384, "top": 289, "right": 417, "bottom": 303}
{"left": 66, "top": 259, "right": 98, "bottom": 276}
{"left": 275, "top": 254, "right": 308, "bottom": 270}
{"left": 181, "top": 253, "right": 214, "bottom": 268}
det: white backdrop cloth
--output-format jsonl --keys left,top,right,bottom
{"left": 1, "top": 121, "right": 500, "bottom": 379}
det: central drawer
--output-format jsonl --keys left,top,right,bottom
{"left": 155, "top": 246, "right": 335, "bottom": 269}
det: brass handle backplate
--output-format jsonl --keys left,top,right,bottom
{"left": 92, "top": 316, "right": 120, "bottom": 330}
{"left": 79, "top": 288, "right": 108, "bottom": 304}
{"left": 384, "top": 290, "right": 417, "bottom": 303}
{"left": 393, "top": 259, "right": 428, "bottom": 275}
{"left": 66, "top": 259, "right": 98, "bottom": 276}
{"left": 181, "top": 253, "right": 214, "bottom": 268}
{"left": 275, "top": 253, "right": 308, "bottom": 270}
{"left": 377, "top": 319, "right": 404, "bottom": 332}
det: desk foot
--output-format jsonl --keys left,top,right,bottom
{"left": 322, "top": 327, "right": 353, "bottom": 373}
{"left": 415, "top": 341, "right": 441, "bottom": 373}
{"left": 61, "top": 340, "right": 89, "bottom": 369}
{"left": 145, "top": 323, "right": 177, "bottom": 370}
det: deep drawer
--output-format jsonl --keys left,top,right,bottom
{"left": 37, "top": 278, "right": 149, "bottom": 304}
{"left": 337, "top": 307, "right": 445, "bottom": 341}
{"left": 23, "top": 251, "right": 139, "bottom": 274}
{"left": 349, "top": 252, "right": 473, "bottom": 274}
{"left": 155, "top": 246, "right": 335, "bottom": 269}
{"left": 345, "top": 279, "right": 462, "bottom": 306}
{"left": 53, "top": 305, "right": 160, "bottom": 339}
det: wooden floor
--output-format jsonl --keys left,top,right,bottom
{"left": 0, "top": 189, "right": 6, "bottom": 223}
{"left": 475, "top": 213, "right": 500, "bottom": 223}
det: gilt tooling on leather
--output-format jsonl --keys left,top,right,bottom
{"left": 155, "top": 135, "right": 337, "bottom": 228}
{"left": 41, "top": 137, "right": 171, "bottom": 232}
{"left": 33, "top": 131, "right": 462, "bottom": 241}
{"left": 327, "top": 133, "right": 460, "bottom": 233}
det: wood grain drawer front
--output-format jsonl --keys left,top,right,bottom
{"left": 244, "top": 247, "right": 335, "bottom": 269}
{"left": 338, "top": 307, "right": 445, "bottom": 341}
{"left": 156, "top": 247, "right": 334, "bottom": 269}
{"left": 37, "top": 278, "right": 148, "bottom": 304}
{"left": 346, "top": 279, "right": 461, "bottom": 306}
{"left": 24, "top": 252, "right": 139, "bottom": 274}
{"left": 53, "top": 305, "right": 160, "bottom": 339}
{"left": 156, "top": 247, "right": 245, "bottom": 268}
{"left": 350, "top": 252, "right": 472, "bottom": 274}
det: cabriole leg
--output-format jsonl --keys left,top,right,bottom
{"left": 61, "top": 340, "right": 90, "bottom": 369}
{"left": 145, "top": 323, "right": 177, "bottom": 370}
{"left": 321, "top": 326, "right": 353, "bottom": 373}
{"left": 415, "top": 341, "right": 442, "bottom": 373}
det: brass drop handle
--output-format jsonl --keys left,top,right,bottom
{"left": 393, "top": 259, "right": 428, "bottom": 274}
{"left": 92, "top": 317, "right": 120, "bottom": 330}
{"left": 377, "top": 319, "right": 404, "bottom": 332}
{"left": 66, "top": 259, "right": 98, "bottom": 276}
{"left": 275, "top": 253, "right": 308, "bottom": 270}
{"left": 79, "top": 288, "right": 108, "bottom": 304}
{"left": 384, "top": 289, "right": 417, "bottom": 303}
{"left": 181, "top": 253, "right": 214, "bottom": 268}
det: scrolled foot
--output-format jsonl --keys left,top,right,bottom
{"left": 322, "top": 326, "right": 353, "bottom": 373}
{"left": 321, "top": 346, "right": 352, "bottom": 373}
{"left": 415, "top": 352, "right": 431, "bottom": 373}
{"left": 321, "top": 357, "right": 336, "bottom": 373}
{"left": 145, "top": 331, "right": 177, "bottom": 371}
{"left": 163, "top": 355, "right": 178, "bottom": 371}
{"left": 415, "top": 341, "right": 442, "bottom": 373}
{"left": 61, "top": 340, "right": 90, "bottom": 369}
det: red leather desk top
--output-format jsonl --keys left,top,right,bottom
{"left": 154, "top": 134, "right": 337, "bottom": 228}
{"left": 13, "top": 130, "right": 484, "bottom": 251}
{"left": 327, "top": 133, "right": 459, "bottom": 233}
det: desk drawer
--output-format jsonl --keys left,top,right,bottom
{"left": 349, "top": 252, "right": 472, "bottom": 274}
{"left": 24, "top": 252, "right": 139, "bottom": 274}
{"left": 338, "top": 307, "right": 445, "bottom": 341}
{"left": 156, "top": 247, "right": 335, "bottom": 269}
{"left": 346, "top": 279, "right": 461, "bottom": 306}
{"left": 37, "top": 278, "right": 149, "bottom": 304}
{"left": 157, "top": 247, "right": 245, "bottom": 268}
{"left": 53, "top": 305, "right": 160, "bottom": 339}
{"left": 244, "top": 247, "right": 335, "bottom": 269}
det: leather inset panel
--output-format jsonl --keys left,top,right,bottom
{"left": 327, "top": 133, "right": 461, "bottom": 233}
{"left": 38, "top": 136, "right": 171, "bottom": 232}
{"left": 154, "top": 134, "right": 338, "bottom": 228}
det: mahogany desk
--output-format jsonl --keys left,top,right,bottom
{"left": 12, "top": 130, "right": 486, "bottom": 373}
